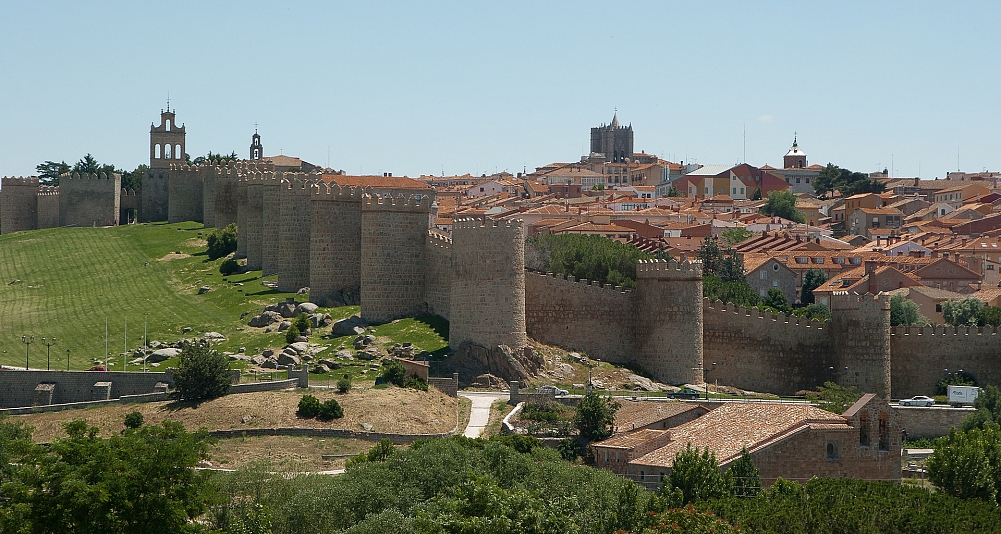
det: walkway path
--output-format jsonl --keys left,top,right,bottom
{"left": 459, "top": 391, "right": 509, "bottom": 438}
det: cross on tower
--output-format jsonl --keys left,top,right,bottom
{"left": 254, "top": 122, "right": 259, "bottom": 133}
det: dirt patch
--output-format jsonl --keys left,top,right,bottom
{"left": 184, "top": 238, "right": 208, "bottom": 248}
{"left": 208, "top": 435, "right": 374, "bottom": 471}
{"left": 17, "top": 387, "right": 458, "bottom": 442}
{"left": 158, "top": 253, "right": 191, "bottom": 261}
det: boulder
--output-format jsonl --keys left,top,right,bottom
{"left": 320, "top": 359, "right": 340, "bottom": 369}
{"left": 181, "top": 327, "right": 193, "bottom": 333}
{"left": 277, "top": 353, "right": 301, "bottom": 367}
{"left": 353, "top": 337, "right": 367, "bottom": 350}
{"left": 310, "top": 313, "right": 333, "bottom": 329}
{"left": 197, "top": 286, "right": 211, "bottom": 294}
{"left": 277, "top": 320, "right": 291, "bottom": 331}
{"left": 287, "top": 342, "right": 309, "bottom": 355}
{"left": 262, "top": 348, "right": 275, "bottom": 357}
{"left": 203, "top": 332, "right": 225, "bottom": 340}
{"left": 264, "top": 325, "right": 278, "bottom": 333}
{"left": 295, "top": 302, "right": 319, "bottom": 315}
{"left": 332, "top": 316, "right": 369, "bottom": 337}
{"left": 356, "top": 348, "right": 380, "bottom": 361}
{"left": 277, "top": 299, "right": 298, "bottom": 318}
{"left": 261, "top": 359, "right": 279, "bottom": 369}
{"left": 250, "top": 355, "right": 267, "bottom": 366}
{"left": 363, "top": 334, "right": 376, "bottom": 344}
{"left": 264, "top": 303, "right": 280, "bottom": 313}
{"left": 311, "top": 364, "right": 330, "bottom": 374}
{"left": 294, "top": 336, "right": 309, "bottom": 343}
{"left": 147, "top": 348, "right": 181, "bottom": 363}
{"left": 627, "top": 374, "right": 659, "bottom": 392}
{"left": 335, "top": 349, "right": 354, "bottom": 360}
{"left": 248, "top": 311, "right": 282, "bottom": 327}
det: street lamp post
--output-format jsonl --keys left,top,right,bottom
{"left": 21, "top": 335, "right": 34, "bottom": 370}
{"left": 66, "top": 349, "right": 71, "bottom": 371}
{"left": 42, "top": 337, "right": 56, "bottom": 371}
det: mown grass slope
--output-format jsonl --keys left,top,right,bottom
{"left": 0, "top": 222, "right": 343, "bottom": 368}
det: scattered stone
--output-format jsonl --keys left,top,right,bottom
{"left": 277, "top": 320, "right": 291, "bottom": 331}
{"left": 261, "top": 360, "right": 279, "bottom": 369}
{"left": 296, "top": 287, "right": 309, "bottom": 295}
{"left": 203, "top": 332, "right": 225, "bottom": 340}
{"left": 238, "top": 346, "right": 246, "bottom": 353}
{"left": 470, "top": 373, "right": 509, "bottom": 389}
{"left": 150, "top": 362, "right": 160, "bottom": 368}
{"left": 149, "top": 340, "right": 164, "bottom": 349}
{"left": 312, "top": 364, "right": 330, "bottom": 374}
{"left": 363, "top": 334, "right": 376, "bottom": 344}
{"left": 198, "top": 460, "right": 213, "bottom": 468}
{"left": 361, "top": 423, "right": 373, "bottom": 431}
{"left": 335, "top": 349, "right": 354, "bottom": 360}
{"left": 248, "top": 311, "right": 282, "bottom": 327}
{"left": 234, "top": 282, "right": 243, "bottom": 287}
{"left": 320, "top": 359, "right": 340, "bottom": 369}
{"left": 288, "top": 342, "right": 309, "bottom": 354}
{"left": 181, "top": 327, "right": 193, "bottom": 334}
{"left": 353, "top": 337, "right": 367, "bottom": 350}
{"left": 264, "top": 325, "right": 278, "bottom": 333}
{"left": 332, "top": 316, "right": 369, "bottom": 337}
{"left": 250, "top": 355, "right": 267, "bottom": 366}
{"left": 309, "top": 313, "right": 333, "bottom": 329}
{"left": 8, "top": 279, "right": 21, "bottom": 285}
{"left": 240, "top": 311, "right": 249, "bottom": 319}
{"left": 197, "top": 286, "right": 211, "bottom": 294}
{"left": 294, "top": 335, "right": 308, "bottom": 343}
{"left": 241, "top": 415, "right": 252, "bottom": 424}
{"left": 295, "top": 302, "right": 319, "bottom": 315}
{"left": 262, "top": 349, "right": 275, "bottom": 357}
{"left": 277, "top": 299, "right": 298, "bottom": 318}
{"left": 147, "top": 348, "right": 181, "bottom": 363}
{"left": 389, "top": 343, "right": 418, "bottom": 358}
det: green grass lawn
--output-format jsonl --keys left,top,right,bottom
{"left": 0, "top": 222, "right": 382, "bottom": 370}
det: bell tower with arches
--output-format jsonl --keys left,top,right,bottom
{"left": 150, "top": 102, "right": 186, "bottom": 169}
{"left": 250, "top": 128, "right": 264, "bottom": 160}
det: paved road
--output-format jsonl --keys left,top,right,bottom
{"left": 459, "top": 391, "right": 509, "bottom": 438}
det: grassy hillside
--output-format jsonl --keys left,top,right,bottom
{"left": 0, "top": 222, "right": 371, "bottom": 369}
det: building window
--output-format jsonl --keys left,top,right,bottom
{"left": 796, "top": 177, "right": 801, "bottom": 183}
{"left": 772, "top": 263, "right": 780, "bottom": 271}
{"left": 936, "top": 304, "right": 943, "bottom": 312}
{"left": 760, "top": 271, "right": 767, "bottom": 280}
{"left": 806, "top": 178, "right": 811, "bottom": 184}
{"left": 879, "top": 412, "right": 890, "bottom": 451}
{"left": 826, "top": 441, "right": 841, "bottom": 461}
{"left": 859, "top": 412, "right": 870, "bottom": 446}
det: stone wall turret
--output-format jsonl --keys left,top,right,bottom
{"left": 309, "top": 183, "right": 365, "bottom": 306}
{"left": 59, "top": 172, "right": 121, "bottom": 227}
{"left": 449, "top": 218, "right": 526, "bottom": 351}
{"left": 634, "top": 259, "right": 704, "bottom": 385}
{"left": 260, "top": 173, "right": 282, "bottom": 276}
{"left": 277, "top": 174, "right": 317, "bottom": 292}
{"left": 201, "top": 166, "right": 216, "bottom": 227}
{"left": 360, "top": 193, "right": 432, "bottom": 322}
{"left": 167, "top": 164, "right": 202, "bottom": 223}
{"left": 831, "top": 292, "right": 892, "bottom": 399}
{"left": 142, "top": 169, "right": 169, "bottom": 222}
{"left": 0, "top": 177, "right": 40, "bottom": 234}
{"left": 212, "top": 166, "right": 240, "bottom": 228}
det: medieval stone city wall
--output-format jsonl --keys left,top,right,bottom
{"left": 213, "top": 167, "right": 240, "bottom": 228}
{"left": 890, "top": 326, "right": 1001, "bottom": 399}
{"left": 37, "top": 186, "right": 60, "bottom": 229}
{"left": 449, "top": 218, "right": 527, "bottom": 351}
{"left": 424, "top": 230, "right": 453, "bottom": 320}
{"left": 59, "top": 172, "right": 121, "bottom": 227}
{"left": 201, "top": 166, "right": 216, "bottom": 228}
{"left": 524, "top": 270, "right": 635, "bottom": 363}
{"left": 0, "top": 177, "right": 39, "bottom": 234}
{"left": 0, "top": 370, "right": 172, "bottom": 408}
{"left": 359, "top": 194, "right": 431, "bottom": 322}
{"left": 118, "top": 188, "right": 140, "bottom": 225}
{"left": 703, "top": 301, "right": 834, "bottom": 396}
{"left": 244, "top": 175, "right": 265, "bottom": 270}
{"left": 277, "top": 175, "right": 316, "bottom": 292}
{"left": 260, "top": 175, "right": 282, "bottom": 276}
{"left": 235, "top": 179, "right": 248, "bottom": 258}
{"left": 309, "top": 183, "right": 365, "bottom": 306}
{"left": 831, "top": 292, "right": 892, "bottom": 399}
{"left": 166, "top": 165, "right": 203, "bottom": 223}
{"left": 142, "top": 169, "right": 169, "bottom": 222}
{"left": 634, "top": 260, "right": 704, "bottom": 385}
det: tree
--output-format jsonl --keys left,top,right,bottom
{"left": 192, "top": 151, "right": 238, "bottom": 165}
{"left": 801, "top": 303, "right": 831, "bottom": 321}
{"left": 751, "top": 188, "right": 762, "bottom": 200}
{"left": 665, "top": 444, "right": 732, "bottom": 504}
{"left": 1, "top": 419, "right": 217, "bottom": 534}
{"left": 317, "top": 398, "right": 344, "bottom": 420}
{"left": 666, "top": 185, "right": 682, "bottom": 197}
{"left": 123, "top": 411, "right": 144, "bottom": 430}
{"left": 591, "top": 183, "right": 605, "bottom": 191}
{"left": 574, "top": 391, "right": 620, "bottom": 443}
{"left": 297, "top": 394, "right": 322, "bottom": 418}
{"left": 526, "top": 233, "right": 657, "bottom": 289}
{"left": 979, "top": 306, "right": 1001, "bottom": 327}
{"left": 285, "top": 324, "right": 300, "bottom": 344}
{"left": 927, "top": 423, "right": 1001, "bottom": 504}
{"left": 937, "top": 370, "right": 977, "bottom": 397}
{"left": 172, "top": 341, "right": 232, "bottom": 400}
{"left": 381, "top": 359, "right": 407, "bottom": 387}
{"left": 962, "top": 385, "right": 1001, "bottom": 432}
{"left": 761, "top": 287, "right": 791, "bottom": 314}
{"left": 206, "top": 223, "right": 238, "bottom": 260}
{"left": 728, "top": 448, "right": 761, "bottom": 497}
{"left": 696, "top": 236, "right": 724, "bottom": 276}
{"left": 121, "top": 164, "right": 148, "bottom": 191}
{"left": 890, "top": 293, "right": 927, "bottom": 326}
{"left": 806, "top": 381, "right": 862, "bottom": 414}
{"left": 813, "top": 163, "right": 840, "bottom": 198}
{"left": 760, "top": 190, "right": 805, "bottom": 223}
{"left": 800, "top": 268, "right": 828, "bottom": 305}
{"left": 943, "top": 297, "right": 985, "bottom": 327}
{"left": 702, "top": 275, "right": 760, "bottom": 308}
{"left": 35, "top": 160, "right": 70, "bottom": 185}
{"left": 720, "top": 227, "right": 752, "bottom": 247}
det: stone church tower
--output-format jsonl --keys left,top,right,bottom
{"left": 783, "top": 135, "right": 807, "bottom": 169}
{"left": 149, "top": 104, "right": 186, "bottom": 169}
{"left": 590, "top": 112, "right": 634, "bottom": 163}
{"left": 250, "top": 130, "right": 263, "bottom": 160}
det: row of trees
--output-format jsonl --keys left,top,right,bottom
{"left": 35, "top": 151, "right": 239, "bottom": 191}
{"left": 890, "top": 294, "right": 1001, "bottom": 327}
{"left": 526, "top": 233, "right": 669, "bottom": 289}
{"left": 813, "top": 163, "right": 887, "bottom": 198}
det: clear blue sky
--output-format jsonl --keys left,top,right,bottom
{"left": 2, "top": 1, "right": 998, "bottom": 179}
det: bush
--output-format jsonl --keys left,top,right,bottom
{"left": 337, "top": 375, "right": 352, "bottom": 394}
{"left": 665, "top": 444, "right": 732, "bottom": 505}
{"left": 381, "top": 360, "right": 407, "bottom": 387}
{"left": 526, "top": 233, "right": 665, "bottom": 289}
{"left": 285, "top": 324, "right": 299, "bottom": 345}
{"left": 294, "top": 313, "right": 311, "bottom": 334}
{"left": 219, "top": 258, "right": 241, "bottom": 276}
{"left": 317, "top": 399, "right": 344, "bottom": 420}
{"left": 404, "top": 374, "right": 429, "bottom": 391}
{"left": 206, "top": 223, "right": 238, "bottom": 260}
{"left": 172, "top": 341, "right": 232, "bottom": 400}
{"left": 297, "top": 394, "right": 321, "bottom": 418}
{"left": 574, "top": 392, "right": 621, "bottom": 443}
{"left": 123, "top": 411, "right": 144, "bottom": 430}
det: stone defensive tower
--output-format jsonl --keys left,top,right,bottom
{"left": 634, "top": 259, "right": 705, "bottom": 385}
{"left": 260, "top": 173, "right": 282, "bottom": 276}
{"left": 212, "top": 164, "right": 240, "bottom": 228}
{"left": 359, "top": 193, "right": 432, "bottom": 323}
{"left": 277, "top": 174, "right": 317, "bottom": 292}
{"left": 243, "top": 173, "right": 266, "bottom": 270}
{"left": 309, "top": 183, "right": 366, "bottom": 306}
{"left": 59, "top": 172, "right": 121, "bottom": 227}
{"left": 449, "top": 218, "right": 527, "bottom": 351}
{"left": 144, "top": 106, "right": 185, "bottom": 222}
{"left": 37, "top": 185, "right": 60, "bottom": 228}
{"left": 831, "top": 292, "right": 892, "bottom": 399}
{"left": 0, "top": 177, "right": 40, "bottom": 234}
{"left": 167, "top": 164, "right": 203, "bottom": 223}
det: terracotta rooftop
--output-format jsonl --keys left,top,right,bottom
{"left": 613, "top": 401, "right": 707, "bottom": 433}
{"left": 629, "top": 403, "right": 849, "bottom": 469}
{"left": 597, "top": 429, "right": 671, "bottom": 450}
{"left": 322, "top": 174, "right": 431, "bottom": 189}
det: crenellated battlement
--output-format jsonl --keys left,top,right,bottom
{"left": 427, "top": 229, "right": 452, "bottom": 250}
{"left": 636, "top": 258, "right": 703, "bottom": 279}
{"left": 120, "top": 188, "right": 137, "bottom": 197}
{"left": 891, "top": 325, "right": 1001, "bottom": 336}
{"left": 704, "top": 298, "right": 829, "bottom": 329}
{"left": 361, "top": 192, "right": 432, "bottom": 211}
{"left": 452, "top": 217, "right": 523, "bottom": 232}
{"left": 38, "top": 186, "right": 59, "bottom": 196}
{"left": 831, "top": 291, "right": 890, "bottom": 312}
{"left": 1, "top": 176, "right": 40, "bottom": 187}
{"left": 311, "top": 182, "right": 370, "bottom": 200}
{"left": 526, "top": 268, "right": 632, "bottom": 294}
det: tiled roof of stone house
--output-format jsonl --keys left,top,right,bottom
{"left": 596, "top": 429, "right": 671, "bottom": 450}
{"left": 612, "top": 401, "right": 708, "bottom": 434}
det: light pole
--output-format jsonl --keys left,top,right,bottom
{"left": 21, "top": 335, "right": 34, "bottom": 370}
{"left": 66, "top": 349, "right": 71, "bottom": 371}
{"left": 42, "top": 337, "right": 56, "bottom": 371}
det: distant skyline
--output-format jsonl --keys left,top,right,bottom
{"left": 2, "top": 1, "right": 1000, "bottom": 180}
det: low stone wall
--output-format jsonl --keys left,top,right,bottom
{"left": 207, "top": 425, "right": 458, "bottom": 445}
{"left": 893, "top": 406, "right": 973, "bottom": 438}
{"left": 230, "top": 379, "right": 299, "bottom": 394}
{"left": 428, "top": 373, "right": 460, "bottom": 397}
{"left": 0, "top": 370, "right": 173, "bottom": 408}
{"left": 0, "top": 392, "right": 171, "bottom": 416}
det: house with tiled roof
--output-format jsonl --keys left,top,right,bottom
{"left": 618, "top": 395, "right": 899, "bottom": 488}
{"left": 913, "top": 257, "right": 981, "bottom": 294}
{"left": 745, "top": 256, "right": 799, "bottom": 302}
{"left": 848, "top": 207, "right": 904, "bottom": 238}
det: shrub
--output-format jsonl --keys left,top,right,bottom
{"left": 297, "top": 394, "right": 321, "bottom": 418}
{"left": 123, "top": 411, "right": 144, "bottom": 430}
{"left": 317, "top": 399, "right": 344, "bottom": 420}
{"left": 219, "top": 258, "right": 240, "bottom": 276}
{"left": 381, "top": 360, "right": 407, "bottom": 387}
{"left": 337, "top": 375, "right": 352, "bottom": 394}
{"left": 665, "top": 444, "right": 732, "bottom": 504}
{"left": 574, "top": 392, "right": 621, "bottom": 443}
{"left": 285, "top": 324, "right": 299, "bottom": 345}
{"left": 404, "top": 374, "right": 429, "bottom": 391}
{"left": 293, "top": 313, "right": 311, "bottom": 334}
{"left": 206, "top": 223, "right": 238, "bottom": 260}
{"left": 172, "top": 341, "right": 232, "bottom": 400}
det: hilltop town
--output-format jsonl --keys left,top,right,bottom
{"left": 1, "top": 107, "right": 1001, "bottom": 531}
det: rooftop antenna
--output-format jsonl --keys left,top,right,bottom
{"left": 254, "top": 121, "right": 259, "bottom": 134}
{"left": 743, "top": 123, "right": 746, "bottom": 163}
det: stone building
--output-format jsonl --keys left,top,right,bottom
{"left": 58, "top": 172, "right": 121, "bottom": 227}
{"left": 590, "top": 112, "right": 634, "bottom": 163}
{"left": 0, "top": 177, "right": 40, "bottom": 234}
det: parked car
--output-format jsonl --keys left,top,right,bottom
{"left": 535, "top": 385, "right": 569, "bottom": 396}
{"left": 668, "top": 387, "right": 701, "bottom": 400}
{"left": 898, "top": 395, "right": 935, "bottom": 407}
